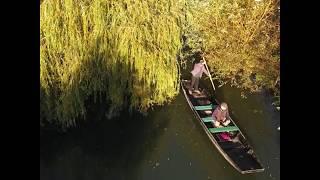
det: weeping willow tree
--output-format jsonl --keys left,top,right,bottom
{"left": 40, "top": 0, "right": 184, "bottom": 128}
{"left": 184, "top": 0, "right": 280, "bottom": 96}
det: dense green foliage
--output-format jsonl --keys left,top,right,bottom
{"left": 183, "top": 0, "right": 280, "bottom": 95}
{"left": 40, "top": 0, "right": 280, "bottom": 128}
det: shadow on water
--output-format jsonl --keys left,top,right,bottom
{"left": 40, "top": 108, "right": 169, "bottom": 180}
{"left": 40, "top": 80, "right": 280, "bottom": 180}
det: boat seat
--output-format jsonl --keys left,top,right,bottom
{"left": 194, "top": 104, "right": 217, "bottom": 111}
{"left": 209, "top": 126, "right": 240, "bottom": 133}
{"left": 201, "top": 116, "right": 213, "bottom": 122}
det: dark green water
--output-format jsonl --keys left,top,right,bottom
{"left": 40, "top": 85, "right": 280, "bottom": 180}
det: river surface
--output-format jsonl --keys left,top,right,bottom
{"left": 40, "top": 84, "right": 280, "bottom": 180}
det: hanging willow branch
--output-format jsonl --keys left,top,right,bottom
{"left": 40, "top": 0, "right": 184, "bottom": 128}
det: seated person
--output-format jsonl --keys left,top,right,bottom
{"left": 212, "top": 102, "right": 231, "bottom": 127}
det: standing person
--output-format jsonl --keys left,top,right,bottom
{"left": 189, "top": 59, "right": 209, "bottom": 94}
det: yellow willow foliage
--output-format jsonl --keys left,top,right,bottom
{"left": 185, "top": 0, "right": 280, "bottom": 93}
{"left": 40, "top": 0, "right": 184, "bottom": 128}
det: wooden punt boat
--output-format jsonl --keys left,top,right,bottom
{"left": 181, "top": 79, "right": 264, "bottom": 174}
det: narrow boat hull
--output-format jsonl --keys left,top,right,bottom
{"left": 181, "top": 79, "right": 264, "bottom": 174}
